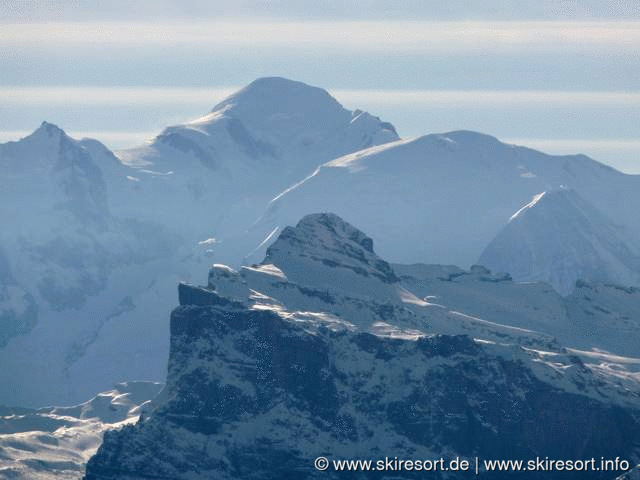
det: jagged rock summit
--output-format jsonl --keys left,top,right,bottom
{"left": 264, "top": 213, "right": 398, "bottom": 286}
{"left": 0, "top": 121, "right": 109, "bottom": 225}
{"left": 214, "top": 212, "right": 640, "bottom": 356}
{"left": 209, "top": 213, "right": 421, "bottom": 329}
{"left": 478, "top": 189, "right": 640, "bottom": 295}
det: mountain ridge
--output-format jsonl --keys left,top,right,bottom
{"left": 479, "top": 188, "right": 640, "bottom": 294}
{"left": 255, "top": 129, "right": 640, "bottom": 272}
{"left": 2, "top": 76, "right": 640, "bottom": 412}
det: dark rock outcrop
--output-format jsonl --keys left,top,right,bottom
{"left": 265, "top": 213, "right": 398, "bottom": 284}
{"left": 85, "top": 289, "right": 640, "bottom": 479}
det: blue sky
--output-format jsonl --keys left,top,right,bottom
{"left": 1, "top": 1, "right": 639, "bottom": 172}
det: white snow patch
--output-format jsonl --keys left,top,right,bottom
{"left": 510, "top": 191, "right": 546, "bottom": 221}
{"left": 197, "top": 237, "right": 218, "bottom": 246}
{"left": 370, "top": 321, "right": 426, "bottom": 340}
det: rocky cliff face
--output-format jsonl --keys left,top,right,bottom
{"left": 84, "top": 293, "right": 640, "bottom": 479}
{"left": 85, "top": 214, "right": 640, "bottom": 480}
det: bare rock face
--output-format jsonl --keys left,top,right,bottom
{"left": 84, "top": 285, "right": 640, "bottom": 479}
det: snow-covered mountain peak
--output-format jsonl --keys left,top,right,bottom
{"left": 204, "top": 77, "right": 399, "bottom": 151}
{"left": 210, "top": 76, "right": 398, "bottom": 142}
{"left": 3, "top": 121, "right": 68, "bottom": 163}
{"left": 126, "top": 78, "right": 398, "bottom": 185}
{"left": 273, "top": 212, "right": 376, "bottom": 254}
{"left": 207, "top": 213, "right": 410, "bottom": 317}
{"left": 32, "top": 120, "right": 66, "bottom": 140}
{"left": 84, "top": 222, "right": 640, "bottom": 480}
{"left": 479, "top": 188, "right": 640, "bottom": 295}
{"left": 2, "top": 122, "right": 90, "bottom": 170}
{"left": 0, "top": 123, "right": 109, "bottom": 224}
{"left": 439, "top": 129, "right": 504, "bottom": 146}
{"left": 211, "top": 76, "right": 345, "bottom": 123}
{"left": 264, "top": 213, "right": 398, "bottom": 285}
{"left": 259, "top": 127, "right": 640, "bottom": 268}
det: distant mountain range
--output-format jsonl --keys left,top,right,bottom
{"left": 1, "top": 77, "right": 639, "bottom": 411}
{"left": 254, "top": 130, "right": 640, "bottom": 270}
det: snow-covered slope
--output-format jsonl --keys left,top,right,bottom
{"left": 478, "top": 189, "right": 640, "bottom": 295}
{"left": 0, "top": 122, "right": 109, "bottom": 226}
{"left": 210, "top": 213, "right": 640, "bottom": 359}
{"left": 254, "top": 131, "right": 640, "bottom": 270}
{"left": 84, "top": 214, "right": 640, "bottom": 479}
{"left": 122, "top": 77, "right": 397, "bottom": 184}
{"left": 0, "top": 80, "right": 399, "bottom": 408}
{"left": 0, "top": 124, "right": 179, "bottom": 407}
{"left": 6, "top": 213, "right": 640, "bottom": 478}
{"left": 3, "top": 76, "right": 640, "bottom": 415}
{"left": 396, "top": 262, "right": 640, "bottom": 358}
{"left": 0, "top": 381, "right": 162, "bottom": 479}
{"left": 116, "top": 77, "right": 398, "bottom": 252}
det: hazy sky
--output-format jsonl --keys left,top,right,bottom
{"left": 1, "top": 1, "right": 639, "bottom": 172}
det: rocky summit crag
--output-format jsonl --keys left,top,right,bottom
{"left": 85, "top": 214, "right": 640, "bottom": 479}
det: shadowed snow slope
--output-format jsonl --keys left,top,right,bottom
{"left": 117, "top": 77, "right": 397, "bottom": 231}
{"left": 0, "top": 382, "right": 162, "bottom": 480}
{"left": 0, "top": 122, "right": 109, "bottom": 226}
{"left": 479, "top": 189, "right": 640, "bottom": 295}
{"left": 133, "top": 76, "right": 398, "bottom": 180}
{"left": 114, "top": 77, "right": 398, "bottom": 262}
{"left": 0, "top": 124, "right": 178, "bottom": 407}
{"left": 0, "top": 79, "right": 399, "bottom": 407}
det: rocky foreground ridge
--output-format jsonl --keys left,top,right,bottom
{"left": 84, "top": 214, "right": 640, "bottom": 479}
